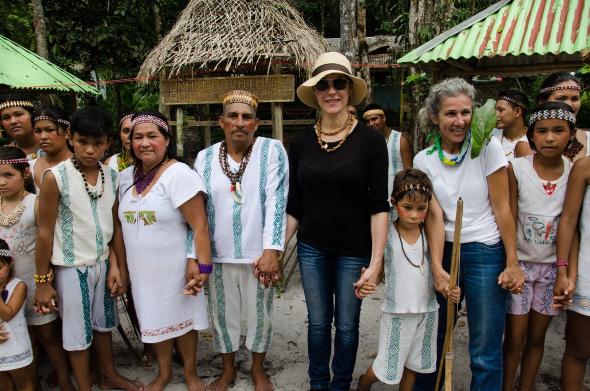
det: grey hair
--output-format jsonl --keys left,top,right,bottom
{"left": 419, "top": 78, "right": 476, "bottom": 132}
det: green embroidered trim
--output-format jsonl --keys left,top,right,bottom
{"left": 421, "top": 311, "right": 436, "bottom": 369}
{"left": 385, "top": 316, "right": 402, "bottom": 382}
{"left": 259, "top": 138, "right": 271, "bottom": 221}
{"left": 103, "top": 259, "right": 116, "bottom": 328}
{"left": 232, "top": 201, "right": 242, "bottom": 258}
{"left": 252, "top": 281, "right": 265, "bottom": 352}
{"left": 90, "top": 198, "right": 104, "bottom": 264}
{"left": 76, "top": 267, "right": 92, "bottom": 345}
{"left": 109, "top": 168, "right": 118, "bottom": 194}
{"left": 58, "top": 164, "right": 75, "bottom": 266}
{"left": 213, "top": 264, "right": 233, "bottom": 352}
{"left": 203, "top": 147, "right": 217, "bottom": 256}
{"left": 271, "top": 143, "right": 287, "bottom": 246}
{"left": 263, "top": 286, "right": 275, "bottom": 351}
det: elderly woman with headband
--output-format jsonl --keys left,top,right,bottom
{"left": 116, "top": 111, "right": 212, "bottom": 391}
{"left": 412, "top": 78, "right": 524, "bottom": 390}
{"left": 286, "top": 52, "right": 389, "bottom": 391}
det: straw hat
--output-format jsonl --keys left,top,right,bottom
{"left": 297, "top": 52, "right": 367, "bottom": 108}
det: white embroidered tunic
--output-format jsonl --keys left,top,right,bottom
{"left": 0, "top": 278, "right": 33, "bottom": 370}
{"left": 193, "top": 137, "right": 289, "bottom": 263}
{"left": 50, "top": 159, "right": 118, "bottom": 267}
{"left": 387, "top": 130, "right": 404, "bottom": 199}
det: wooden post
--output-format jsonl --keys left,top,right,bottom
{"left": 204, "top": 104, "right": 212, "bottom": 147}
{"left": 176, "top": 106, "right": 184, "bottom": 157}
{"left": 271, "top": 63, "right": 284, "bottom": 142}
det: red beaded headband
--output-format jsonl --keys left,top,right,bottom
{"left": 0, "top": 158, "right": 29, "bottom": 165}
{"left": 119, "top": 114, "right": 133, "bottom": 125}
{"left": 32, "top": 115, "right": 70, "bottom": 128}
{"left": 130, "top": 115, "right": 169, "bottom": 133}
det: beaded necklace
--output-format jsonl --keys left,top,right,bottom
{"left": 219, "top": 139, "right": 255, "bottom": 203}
{"left": 316, "top": 112, "right": 354, "bottom": 136}
{"left": 0, "top": 192, "right": 28, "bottom": 226}
{"left": 71, "top": 156, "right": 105, "bottom": 200}
{"left": 133, "top": 160, "right": 166, "bottom": 195}
{"left": 315, "top": 114, "right": 354, "bottom": 153}
{"left": 427, "top": 131, "right": 471, "bottom": 166}
{"left": 395, "top": 220, "right": 425, "bottom": 274}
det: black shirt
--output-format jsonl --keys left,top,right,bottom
{"left": 287, "top": 122, "right": 390, "bottom": 257}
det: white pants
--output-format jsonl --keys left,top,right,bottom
{"left": 373, "top": 311, "right": 438, "bottom": 384}
{"left": 207, "top": 263, "right": 274, "bottom": 353}
{"left": 55, "top": 259, "right": 119, "bottom": 351}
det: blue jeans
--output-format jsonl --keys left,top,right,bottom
{"left": 414, "top": 241, "right": 508, "bottom": 391}
{"left": 297, "top": 241, "right": 370, "bottom": 391}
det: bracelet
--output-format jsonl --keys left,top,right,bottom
{"left": 33, "top": 273, "right": 51, "bottom": 284}
{"left": 556, "top": 259, "right": 569, "bottom": 267}
{"left": 198, "top": 263, "right": 214, "bottom": 274}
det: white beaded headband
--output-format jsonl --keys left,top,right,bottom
{"left": 528, "top": 109, "right": 576, "bottom": 126}
{"left": 0, "top": 158, "right": 29, "bottom": 165}
{"left": 539, "top": 85, "right": 581, "bottom": 95}
{"left": 130, "top": 115, "right": 169, "bottom": 133}
{"left": 498, "top": 96, "right": 526, "bottom": 110}
{"left": 119, "top": 114, "right": 133, "bottom": 125}
{"left": 0, "top": 249, "right": 11, "bottom": 257}
{"left": 396, "top": 183, "right": 432, "bottom": 196}
{"left": 32, "top": 115, "right": 70, "bottom": 128}
{"left": 363, "top": 109, "right": 385, "bottom": 119}
{"left": 0, "top": 100, "right": 34, "bottom": 111}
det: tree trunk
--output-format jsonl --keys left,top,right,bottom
{"left": 356, "top": 0, "right": 371, "bottom": 106}
{"left": 31, "top": 0, "right": 49, "bottom": 59}
{"left": 153, "top": 1, "right": 162, "bottom": 39}
{"left": 339, "top": 0, "right": 356, "bottom": 61}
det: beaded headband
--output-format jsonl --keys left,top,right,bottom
{"left": 0, "top": 249, "right": 11, "bottom": 257}
{"left": 0, "top": 158, "right": 29, "bottom": 165}
{"left": 32, "top": 115, "right": 70, "bottom": 128}
{"left": 498, "top": 96, "right": 527, "bottom": 110}
{"left": 363, "top": 109, "right": 385, "bottom": 119}
{"left": 395, "top": 183, "right": 432, "bottom": 198}
{"left": 130, "top": 115, "right": 170, "bottom": 133}
{"left": 528, "top": 109, "right": 576, "bottom": 126}
{"left": 0, "top": 100, "right": 34, "bottom": 111}
{"left": 119, "top": 114, "right": 133, "bottom": 125}
{"left": 223, "top": 90, "right": 259, "bottom": 110}
{"left": 539, "top": 84, "right": 581, "bottom": 95}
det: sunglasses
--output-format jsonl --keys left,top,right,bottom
{"left": 314, "top": 78, "right": 350, "bottom": 92}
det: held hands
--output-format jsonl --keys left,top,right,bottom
{"left": 107, "top": 264, "right": 128, "bottom": 297}
{"left": 353, "top": 266, "right": 380, "bottom": 299}
{"left": 253, "top": 250, "right": 282, "bottom": 288}
{"left": 432, "top": 268, "right": 461, "bottom": 302}
{"left": 184, "top": 259, "right": 209, "bottom": 296}
{"left": 553, "top": 274, "right": 575, "bottom": 309}
{"left": 0, "top": 322, "right": 8, "bottom": 343}
{"left": 34, "top": 283, "right": 58, "bottom": 314}
{"left": 498, "top": 264, "right": 525, "bottom": 293}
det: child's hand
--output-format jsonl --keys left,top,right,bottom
{"left": 108, "top": 266, "right": 127, "bottom": 297}
{"left": 184, "top": 260, "right": 208, "bottom": 295}
{"left": 448, "top": 286, "right": 461, "bottom": 304}
{"left": 355, "top": 282, "right": 377, "bottom": 298}
{"left": 34, "top": 284, "right": 58, "bottom": 314}
{"left": 0, "top": 322, "right": 8, "bottom": 344}
{"left": 553, "top": 276, "right": 575, "bottom": 309}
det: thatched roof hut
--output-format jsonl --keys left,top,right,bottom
{"left": 138, "top": 0, "right": 329, "bottom": 79}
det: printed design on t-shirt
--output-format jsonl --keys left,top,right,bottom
{"left": 122, "top": 211, "right": 157, "bottom": 226}
{"left": 542, "top": 181, "right": 557, "bottom": 196}
{"left": 522, "top": 214, "right": 559, "bottom": 244}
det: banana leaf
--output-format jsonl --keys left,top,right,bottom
{"left": 471, "top": 99, "right": 497, "bottom": 158}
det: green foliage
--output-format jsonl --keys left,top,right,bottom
{"left": 0, "top": 1, "right": 35, "bottom": 50}
{"left": 404, "top": 72, "right": 427, "bottom": 86}
{"left": 471, "top": 99, "right": 497, "bottom": 158}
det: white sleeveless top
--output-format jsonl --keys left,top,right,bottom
{"left": 0, "top": 278, "right": 33, "bottom": 370}
{"left": 492, "top": 128, "right": 528, "bottom": 162}
{"left": 50, "top": 159, "right": 118, "bottom": 267}
{"left": 0, "top": 194, "right": 56, "bottom": 325}
{"left": 512, "top": 155, "right": 571, "bottom": 263}
{"left": 574, "top": 182, "right": 590, "bottom": 315}
{"left": 107, "top": 153, "right": 120, "bottom": 172}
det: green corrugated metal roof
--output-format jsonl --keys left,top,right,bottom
{"left": 0, "top": 34, "right": 99, "bottom": 94}
{"left": 398, "top": 0, "right": 590, "bottom": 65}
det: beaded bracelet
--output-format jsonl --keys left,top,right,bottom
{"left": 33, "top": 273, "right": 51, "bottom": 284}
{"left": 198, "top": 263, "right": 214, "bottom": 274}
{"left": 556, "top": 259, "right": 569, "bottom": 267}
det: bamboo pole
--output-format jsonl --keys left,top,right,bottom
{"left": 176, "top": 106, "right": 184, "bottom": 157}
{"left": 435, "top": 197, "right": 463, "bottom": 390}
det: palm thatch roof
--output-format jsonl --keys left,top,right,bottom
{"left": 138, "top": 0, "right": 330, "bottom": 79}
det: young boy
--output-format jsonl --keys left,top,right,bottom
{"left": 33, "top": 107, "right": 141, "bottom": 391}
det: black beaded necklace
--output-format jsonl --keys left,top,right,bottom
{"left": 219, "top": 139, "right": 255, "bottom": 203}
{"left": 71, "top": 155, "right": 105, "bottom": 200}
{"left": 395, "top": 220, "right": 425, "bottom": 274}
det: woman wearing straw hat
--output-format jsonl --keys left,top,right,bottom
{"left": 285, "top": 52, "right": 389, "bottom": 391}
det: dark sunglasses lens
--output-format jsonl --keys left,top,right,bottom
{"left": 333, "top": 78, "right": 349, "bottom": 90}
{"left": 315, "top": 80, "right": 329, "bottom": 91}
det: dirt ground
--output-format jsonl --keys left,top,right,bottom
{"left": 40, "top": 265, "right": 590, "bottom": 390}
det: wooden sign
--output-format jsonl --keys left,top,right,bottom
{"left": 160, "top": 75, "right": 295, "bottom": 105}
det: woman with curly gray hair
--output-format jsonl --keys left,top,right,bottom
{"left": 413, "top": 78, "right": 524, "bottom": 390}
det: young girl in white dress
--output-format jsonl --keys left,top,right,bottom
{"left": 0, "top": 238, "right": 34, "bottom": 390}
{"left": 356, "top": 169, "right": 460, "bottom": 390}
{"left": 503, "top": 101, "right": 576, "bottom": 390}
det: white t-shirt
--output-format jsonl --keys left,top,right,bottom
{"left": 512, "top": 155, "right": 571, "bottom": 263}
{"left": 414, "top": 137, "right": 508, "bottom": 244}
{"left": 492, "top": 128, "right": 528, "bottom": 162}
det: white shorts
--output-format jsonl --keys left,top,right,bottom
{"left": 207, "top": 263, "right": 274, "bottom": 353}
{"left": 372, "top": 311, "right": 438, "bottom": 384}
{"left": 55, "top": 259, "right": 119, "bottom": 351}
